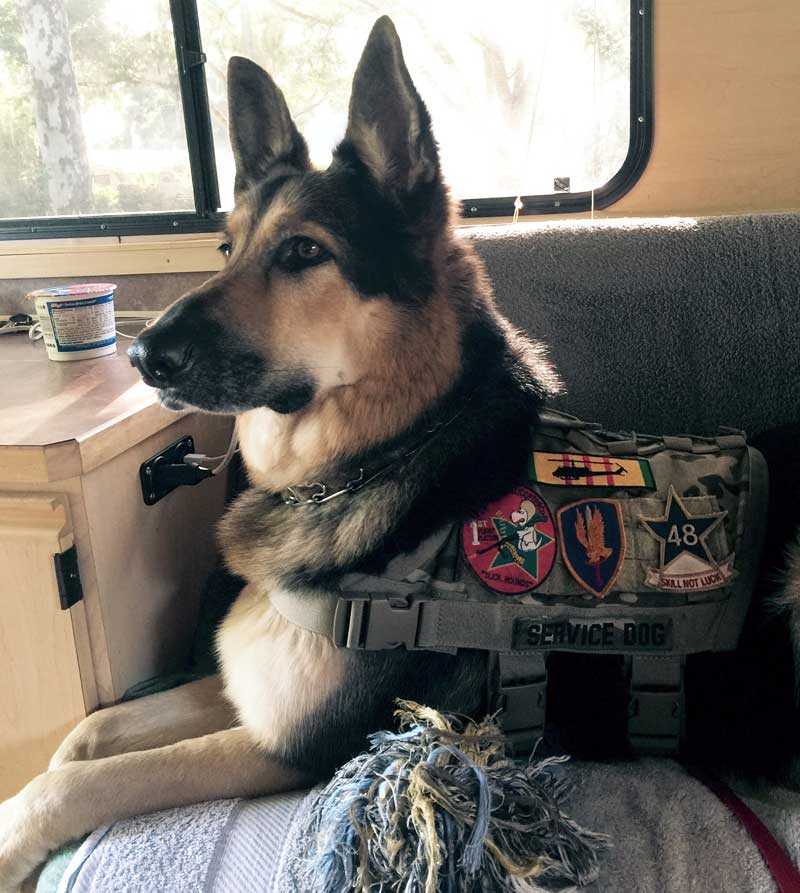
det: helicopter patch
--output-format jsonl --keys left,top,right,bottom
{"left": 529, "top": 451, "right": 655, "bottom": 489}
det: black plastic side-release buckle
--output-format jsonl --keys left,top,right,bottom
{"left": 333, "top": 594, "right": 427, "bottom": 650}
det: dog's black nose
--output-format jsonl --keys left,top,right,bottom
{"left": 128, "top": 335, "right": 188, "bottom": 388}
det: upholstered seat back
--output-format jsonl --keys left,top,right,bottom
{"left": 469, "top": 215, "right": 800, "bottom": 437}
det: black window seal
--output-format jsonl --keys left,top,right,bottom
{"left": 169, "top": 0, "right": 220, "bottom": 218}
{"left": 0, "top": 0, "right": 651, "bottom": 241}
{"left": 461, "top": 0, "right": 653, "bottom": 219}
{"left": 0, "top": 211, "right": 225, "bottom": 241}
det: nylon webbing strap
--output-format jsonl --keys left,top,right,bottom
{"left": 493, "top": 652, "right": 547, "bottom": 754}
{"left": 271, "top": 590, "right": 727, "bottom": 663}
{"left": 628, "top": 655, "right": 685, "bottom": 756}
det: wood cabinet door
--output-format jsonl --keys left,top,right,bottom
{"left": 0, "top": 493, "right": 87, "bottom": 798}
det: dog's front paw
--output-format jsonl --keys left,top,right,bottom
{"left": 0, "top": 775, "right": 65, "bottom": 893}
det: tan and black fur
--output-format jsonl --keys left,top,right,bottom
{"left": 0, "top": 17, "right": 559, "bottom": 889}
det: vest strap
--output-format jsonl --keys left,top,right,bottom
{"left": 493, "top": 652, "right": 547, "bottom": 754}
{"left": 272, "top": 589, "right": 689, "bottom": 756}
{"left": 272, "top": 588, "right": 733, "bottom": 658}
{"left": 627, "top": 655, "right": 685, "bottom": 755}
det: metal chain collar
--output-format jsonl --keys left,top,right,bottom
{"left": 280, "top": 409, "right": 463, "bottom": 507}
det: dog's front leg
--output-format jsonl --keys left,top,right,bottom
{"left": 50, "top": 675, "right": 237, "bottom": 768}
{"left": 0, "top": 727, "right": 309, "bottom": 893}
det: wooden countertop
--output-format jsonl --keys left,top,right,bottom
{"left": 0, "top": 336, "right": 190, "bottom": 483}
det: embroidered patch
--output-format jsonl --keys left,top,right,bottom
{"left": 640, "top": 486, "right": 736, "bottom": 592}
{"left": 529, "top": 451, "right": 655, "bottom": 488}
{"left": 462, "top": 486, "right": 556, "bottom": 594}
{"left": 557, "top": 499, "right": 626, "bottom": 598}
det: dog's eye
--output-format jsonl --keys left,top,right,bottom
{"left": 218, "top": 242, "right": 232, "bottom": 259}
{"left": 277, "top": 236, "right": 331, "bottom": 272}
{"left": 297, "top": 239, "right": 321, "bottom": 260}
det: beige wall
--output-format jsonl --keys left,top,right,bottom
{"left": 1, "top": 0, "right": 798, "bottom": 294}
{"left": 609, "top": 0, "right": 800, "bottom": 218}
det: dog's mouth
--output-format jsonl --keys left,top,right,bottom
{"left": 149, "top": 378, "right": 256, "bottom": 415}
{"left": 130, "top": 361, "right": 195, "bottom": 412}
{"left": 156, "top": 388, "right": 190, "bottom": 411}
{"left": 148, "top": 370, "right": 317, "bottom": 416}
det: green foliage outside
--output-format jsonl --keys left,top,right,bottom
{"left": 0, "top": 0, "right": 47, "bottom": 216}
{"left": 0, "top": 0, "right": 630, "bottom": 222}
{"left": 0, "top": 0, "right": 194, "bottom": 218}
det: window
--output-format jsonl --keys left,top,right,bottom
{"left": 0, "top": 0, "right": 651, "bottom": 239}
{"left": 1, "top": 0, "right": 200, "bottom": 228}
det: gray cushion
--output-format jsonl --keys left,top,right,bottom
{"left": 468, "top": 214, "right": 800, "bottom": 436}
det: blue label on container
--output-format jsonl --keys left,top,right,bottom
{"left": 52, "top": 337, "right": 117, "bottom": 352}
{"left": 49, "top": 294, "right": 114, "bottom": 310}
{"left": 47, "top": 294, "right": 116, "bottom": 352}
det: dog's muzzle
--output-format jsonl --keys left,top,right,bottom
{"left": 128, "top": 329, "right": 193, "bottom": 389}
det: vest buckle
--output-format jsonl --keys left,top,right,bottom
{"left": 333, "top": 593, "right": 427, "bottom": 650}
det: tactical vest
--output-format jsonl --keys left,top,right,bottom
{"left": 271, "top": 410, "right": 769, "bottom": 756}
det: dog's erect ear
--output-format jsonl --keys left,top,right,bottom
{"left": 343, "top": 17, "right": 439, "bottom": 195}
{"left": 227, "top": 56, "right": 310, "bottom": 194}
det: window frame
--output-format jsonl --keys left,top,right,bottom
{"left": 0, "top": 0, "right": 652, "bottom": 241}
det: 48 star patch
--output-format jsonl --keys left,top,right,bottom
{"left": 640, "top": 487, "right": 736, "bottom": 592}
{"left": 462, "top": 486, "right": 557, "bottom": 594}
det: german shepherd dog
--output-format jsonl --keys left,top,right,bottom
{"left": 0, "top": 17, "right": 560, "bottom": 890}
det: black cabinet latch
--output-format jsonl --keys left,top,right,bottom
{"left": 139, "top": 435, "right": 212, "bottom": 506}
{"left": 54, "top": 545, "right": 83, "bottom": 610}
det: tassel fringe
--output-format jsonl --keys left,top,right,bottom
{"left": 302, "top": 700, "right": 609, "bottom": 892}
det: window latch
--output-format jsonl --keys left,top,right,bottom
{"left": 180, "top": 47, "right": 207, "bottom": 74}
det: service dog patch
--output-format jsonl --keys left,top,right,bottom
{"left": 557, "top": 499, "right": 626, "bottom": 598}
{"left": 512, "top": 616, "right": 673, "bottom": 652}
{"left": 462, "top": 486, "right": 556, "bottom": 594}
{"left": 530, "top": 451, "right": 655, "bottom": 488}
{"left": 640, "top": 487, "right": 735, "bottom": 591}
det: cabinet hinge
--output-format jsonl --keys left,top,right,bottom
{"left": 54, "top": 545, "right": 83, "bottom": 610}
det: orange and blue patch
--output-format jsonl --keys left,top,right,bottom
{"left": 557, "top": 498, "right": 626, "bottom": 598}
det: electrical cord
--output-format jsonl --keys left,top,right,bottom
{"left": 184, "top": 429, "right": 239, "bottom": 476}
{"left": 116, "top": 316, "right": 157, "bottom": 339}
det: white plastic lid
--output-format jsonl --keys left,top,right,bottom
{"left": 26, "top": 283, "right": 117, "bottom": 300}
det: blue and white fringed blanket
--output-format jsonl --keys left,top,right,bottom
{"left": 46, "top": 770, "right": 800, "bottom": 893}
{"left": 44, "top": 705, "right": 800, "bottom": 893}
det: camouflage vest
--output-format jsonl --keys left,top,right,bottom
{"left": 271, "top": 410, "right": 769, "bottom": 755}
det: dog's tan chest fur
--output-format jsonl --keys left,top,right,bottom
{"left": 216, "top": 583, "right": 347, "bottom": 753}
{"left": 236, "top": 286, "right": 462, "bottom": 492}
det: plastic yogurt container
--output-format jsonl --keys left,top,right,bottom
{"left": 27, "top": 283, "right": 117, "bottom": 361}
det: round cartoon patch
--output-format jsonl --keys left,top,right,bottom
{"left": 462, "top": 486, "right": 557, "bottom": 594}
